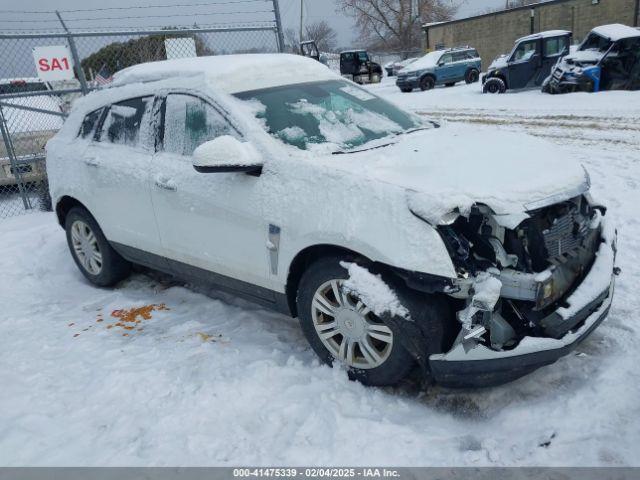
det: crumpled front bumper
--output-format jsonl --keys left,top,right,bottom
{"left": 429, "top": 222, "right": 618, "bottom": 388}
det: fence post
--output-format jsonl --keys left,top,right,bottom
{"left": 0, "top": 103, "right": 31, "bottom": 210}
{"left": 272, "top": 0, "right": 286, "bottom": 52}
{"left": 55, "top": 11, "right": 90, "bottom": 94}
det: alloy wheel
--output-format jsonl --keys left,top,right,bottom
{"left": 70, "top": 220, "right": 103, "bottom": 275}
{"left": 311, "top": 279, "right": 393, "bottom": 370}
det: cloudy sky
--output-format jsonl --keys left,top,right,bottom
{"left": 0, "top": 0, "right": 506, "bottom": 46}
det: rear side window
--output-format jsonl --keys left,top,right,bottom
{"left": 78, "top": 108, "right": 104, "bottom": 139}
{"left": 544, "top": 36, "right": 569, "bottom": 57}
{"left": 440, "top": 53, "right": 453, "bottom": 65}
{"left": 452, "top": 52, "right": 468, "bottom": 62}
{"left": 100, "top": 96, "right": 152, "bottom": 147}
{"left": 162, "top": 94, "right": 239, "bottom": 156}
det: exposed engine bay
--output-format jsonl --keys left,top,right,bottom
{"left": 438, "top": 195, "right": 605, "bottom": 351}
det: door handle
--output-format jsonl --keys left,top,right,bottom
{"left": 83, "top": 157, "right": 100, "bottom": 168}
{"left": 154, "top": 176, "right": 177, "bottom": 192}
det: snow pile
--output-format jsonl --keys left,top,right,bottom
{"left": 340, "top": 262, "right": 409, "bottom": 319}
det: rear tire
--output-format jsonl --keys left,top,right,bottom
{"left": 419, "top": 76, "right": 435, "bottom": 91}
{"left": 65, "top": 207, "right": 131, "bottom": 287}
{"left": 483, "top": 77, "right": 506, "bottom": 94}
{"left": 465, "top": 68, "right": 480, "bottom": 84}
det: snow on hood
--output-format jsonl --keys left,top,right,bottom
{"left": 488, "top": 55, "right": 508, "bottom": 71}
{"left": 321, "top": 124, "right": 589, "bottom": 224}
{"left": 401, "top": 52, "right": 442, "bottom": 74}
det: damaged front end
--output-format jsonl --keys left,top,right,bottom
{"left": 546, "top": 51, "right": 604, "bottom": 93}
{"left": 412, "top": 195, "right": 618, "bottom": 387}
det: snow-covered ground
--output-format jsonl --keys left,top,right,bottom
{"left": 1, "top": 79, "right": 640, "bottom": 466}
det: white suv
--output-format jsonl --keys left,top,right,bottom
{"left": 47, "top": 54, "right": 617, "bottom": 387}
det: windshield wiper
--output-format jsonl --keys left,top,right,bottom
{"left": 332, "top": 142, "right": 395, "bottom": 155}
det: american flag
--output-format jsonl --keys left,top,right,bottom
{"left": 95, "top": 64, "right": 113, "bottom": 86}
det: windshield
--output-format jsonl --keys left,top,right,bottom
{"left": 234, "top": 80, "right": 420, "bottom": 151}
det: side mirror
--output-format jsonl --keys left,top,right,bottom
{"left": 438, "top": 61, "right": 445, "bottom": 67}
{"left": 193, "top": 136, "right": 263, "bottom": 175}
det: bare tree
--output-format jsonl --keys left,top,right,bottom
{"left": 284, "top": 28, "right": 300, "bottom": 53}
{"left": 336, "top": 0, "right": 460, "bottom": 52}
{"left": 304, "top": 21, "right": 338, "bottom": 52}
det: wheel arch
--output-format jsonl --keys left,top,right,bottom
{"left": 492, "top": 73, "right": 508, "bottom": 89}
{"left": 421, "top": 72, "right": 437, "bottom": 83}
{"left": 55, "top": 195, "right": 89, "bottom": 227}
{"left": 285, "top": 244, "right": 371, "bottom": 317}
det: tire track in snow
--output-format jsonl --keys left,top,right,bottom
{"left": 416, "top": 109, "right": 640, "bottom": 148}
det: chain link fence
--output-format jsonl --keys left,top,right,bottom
{"left": 0, "top": 19, "right": 282, "bottom": 219}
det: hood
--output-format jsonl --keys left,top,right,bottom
{"left": 563, "top": 49, "right": 604, "bottom": 65}
{"left": 488, "top": 55, "right": 508, "bottom": 71}
{"left": 322, "top": 124, "right": 589, "bottom": 225}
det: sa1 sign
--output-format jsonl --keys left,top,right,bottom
{"left": 32, "top": 45, "right": 75, "bottom": 81}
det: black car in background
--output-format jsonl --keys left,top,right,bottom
{"left": 483, "top": 30, "right": 572, "bottom": 93}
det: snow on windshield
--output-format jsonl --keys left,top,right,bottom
{"left": 234, "top": 80, "right": 420, "bottom": 152}
{"left": 287, "top": 99, "right": 403, "bottom": 150}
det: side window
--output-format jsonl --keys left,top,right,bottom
{"left": 544, "top": 36, "right": 568, "bottom": 57}
{"left": 100, "top": 96, "right": 152, "bottom": 148}
{"left": 162, "top": 94, "right": 239, "bottom": 156}
{"left": 452, "top": 52, "right": 468, "bottom": 62}
{"left": 440, "top": 53, "right": 453, "bottom": 65}
{"left": 78, "top": 108, "right": 104, "bottom": 139}
{"left": 512, "top": 40, "right": 538, "bottom": 62}
{"left": 469, "top": 49, "right": 479, "bottom": 59}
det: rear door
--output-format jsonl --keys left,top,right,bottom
{"left": 452, "top": 51, "right": 470, "bottom": 80}
{"left": 541, "top": 35, "right": 570, "bottom": 84}
{"left": 81, "top": 96, "right": 162, "bottom": 256}
{"left": 507, "top": 39, "right": 541, "bottom": 89}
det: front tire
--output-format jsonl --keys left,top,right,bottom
{"left": 65, "top": 207, "right": 131, "bottom": 287}
{"left": 400, "top": 87, "right": 413, "bottom": 93}
{"left": 297, "top": 257, "right": 415, "bottom": 386}
{"left": 483, "top": 77, "right": 506, "bottom": 94}
{"left": 419, "top": 76, "right": 435, "bottom": 91}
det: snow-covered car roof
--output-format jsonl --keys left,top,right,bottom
{"left": 400, "top": 51, "right": 443, "bottom": 74}
{"left": 591, "top": 23, "right": 640, "bottom": 41}
{"left": 112, "top": 54, "right": 338, "bottom": 94}
{"left": 340, "top": 49, "right": 366, "bottom": 54}
{"left": 516, "top": 30, "right": 571, "bottom": 43}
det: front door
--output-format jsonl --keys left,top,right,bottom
{"left": 507, "top": 39, "right": 541, "bottom": 89}
{"left": 150, "top": 92, "right": 272, "bottom": 297}
{"left": 437, "top": 53, "right": 457, "bottom": 82}
{"left": 81, "top": 96, "right": 162, "bottom": 255}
